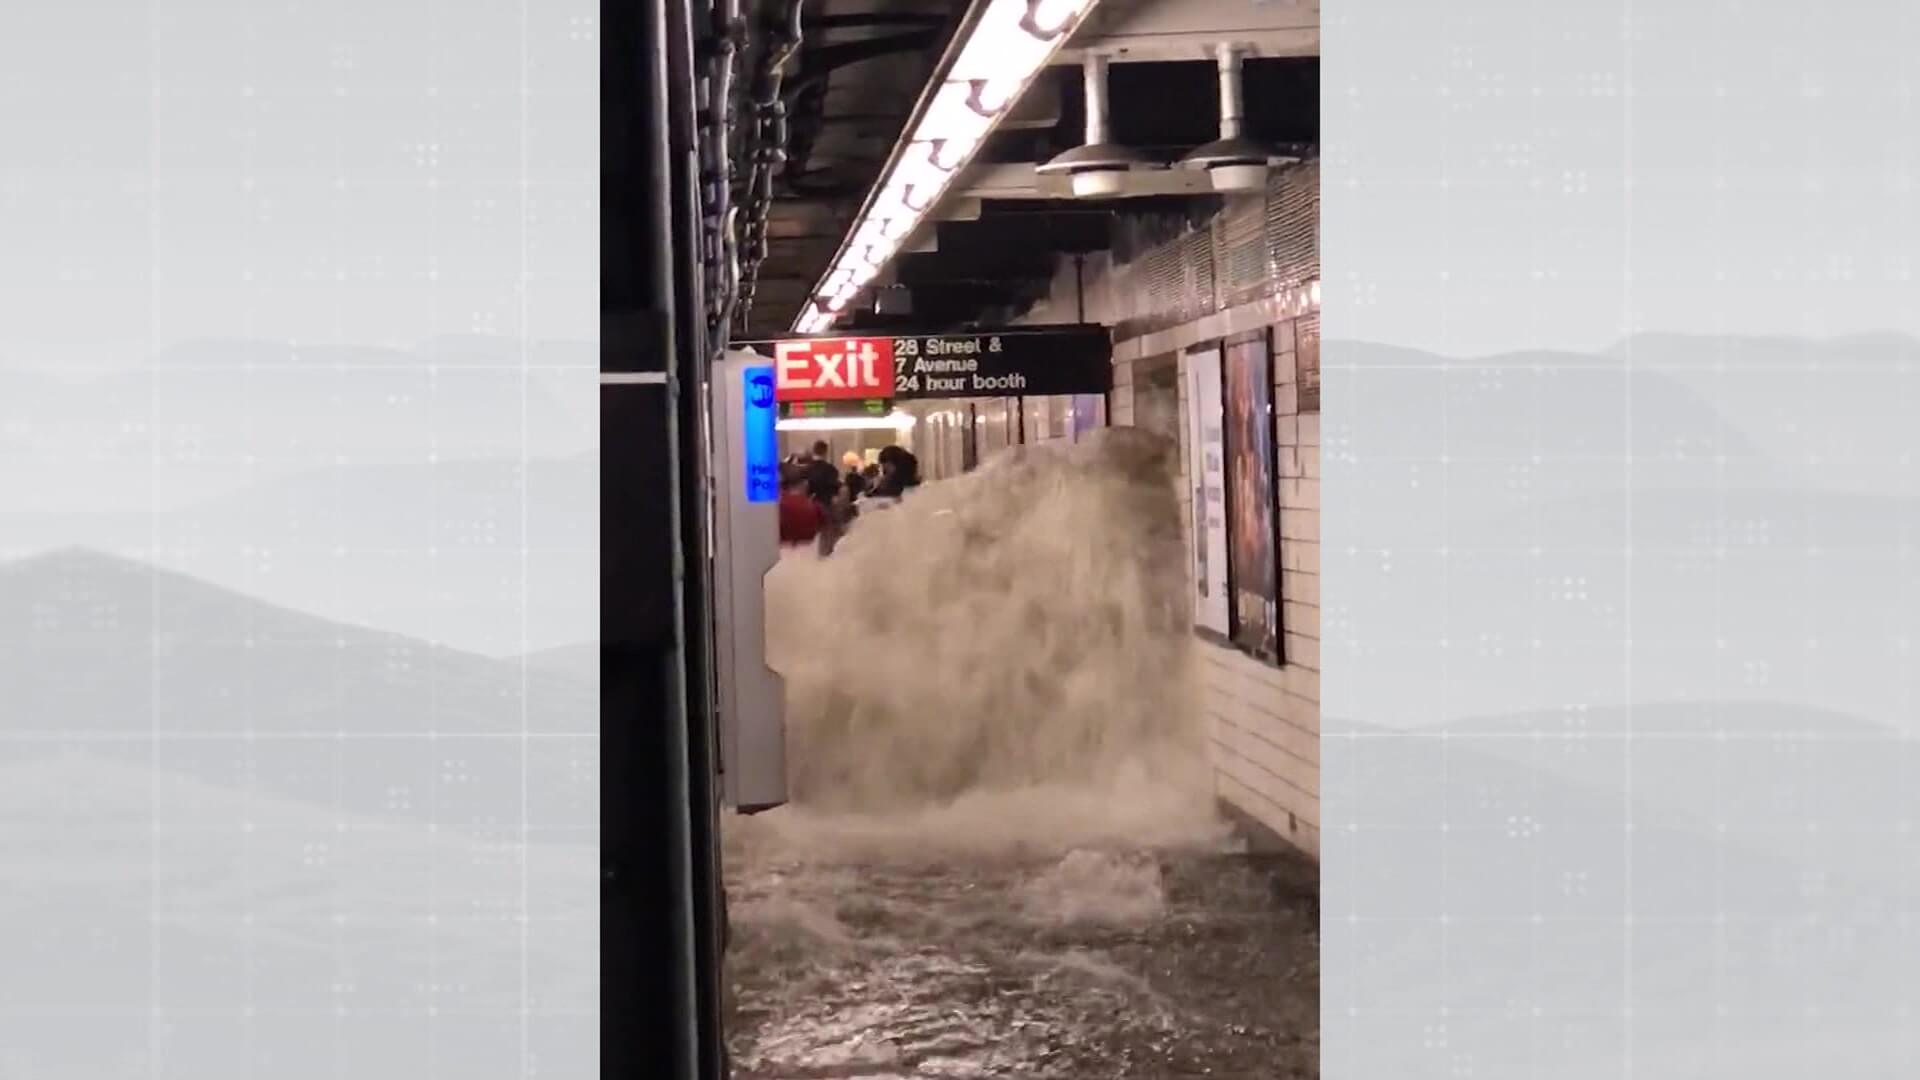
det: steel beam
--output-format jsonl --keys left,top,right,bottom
{"left": 602, "top": 0, "right": 726, "bottom": 1075}
{"left": 1057, "top": 0, "right": 1320, "bottom": 64}
{"left": 955, "top": 161, "right": 1218, "bottom": 201}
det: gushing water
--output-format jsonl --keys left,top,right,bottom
{"left": 739, "top": 426, "right": 1226, "bottom": 862}
{"left": 723, "top": 430, "right": 1318, "bottom": 1077}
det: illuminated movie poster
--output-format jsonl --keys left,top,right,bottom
{"left": 1223, "top": 331, "right": 1279, "bottom": 660}
{"left": 1186, "top": 348, "right": 1230, "bottom": 638}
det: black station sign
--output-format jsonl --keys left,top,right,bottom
{"left": 735, "top": 325, "right": 1112, "bottom": 402}
{"left": 885, "top": 326, "right": 1112, "bottom": 400}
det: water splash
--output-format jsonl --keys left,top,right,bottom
{"left": 1018, "top": 849, "right": 1169, "bottom": 925}
{"left": 722, "top": 429, "right": 1272, "bottom": 1077}
{"left": 745, "top": 427, "right": 1226, "bottom": 861}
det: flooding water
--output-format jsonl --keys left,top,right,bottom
{"left": 725, "top": 429, "right": 1319, "bottom": 1078}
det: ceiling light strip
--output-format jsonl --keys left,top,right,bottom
{"left": 775, "top": 411, "right": 918, "bottom": 432}
{"left": 790, "top": 0, "right": 1103, "bottom": 335}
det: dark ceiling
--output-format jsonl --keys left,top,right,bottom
{"left": 737, "top": 0, "right": 960, "bottom": 339}
{"left": 735, "top": 1, "right": 1319, "bottom": 340}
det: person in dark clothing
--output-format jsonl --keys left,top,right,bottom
{"left": 837, "top": 452, "right": 866, "bottom": 503}
{"left": 868, "top": 445, "right": 922, "bottom": 500}
{"left": 818, "top": 479, "right": 856, "bottom": 556}
{"left": 801, "top": 440, "right": 843, "bottom": 551}
{"left": 778, "top": 471, "right": 824, "bottom": 547}
{"left": 803, "top": 440, "right": 840, "bottom": 505}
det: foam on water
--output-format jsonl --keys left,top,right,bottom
{"left": 1018, "top": 849, "right": 1168, "bottom": 925}
{"left": 735, "top": 427, "right": 1229, "bottom": 864}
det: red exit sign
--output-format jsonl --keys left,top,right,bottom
{"left": 773, "top": 337, "right": 893, "bottom": 401}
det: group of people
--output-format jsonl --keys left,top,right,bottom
{"left": 777, "top": 439, "right": 922, "bottom": 553}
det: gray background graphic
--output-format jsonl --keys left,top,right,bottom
{"left": 8, "top": 0, "right": 1920, "bottom": 1077}
{"left": 1325, "top": 0, "right": 1918, "bottom": 1077}
{"left": 2, "top": 2, "right": 596, "bottom": 1077}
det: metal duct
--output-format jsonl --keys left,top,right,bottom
{"left": 1177, "top": 43, "right": 1301, "bottom": 193}
{"left": 1035, "top": 54, "right": 1157, "bottom": 198}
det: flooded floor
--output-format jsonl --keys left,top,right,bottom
{"left": 723, "top": 839, "right": 1319, "bottom": 1079}
{"left": 737, "top": 434, "right": 1315, "bottom": 1076}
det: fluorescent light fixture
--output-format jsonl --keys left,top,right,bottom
{"left": 789, "top": 0, "right": 1101, "bottom": 333}
{"left": 851, "top": 217, "right": 889, "bottom": 251}
{"left": 969, "top": 77, "right": 1017, "bottom": 116}
{"left": 776, "top": 410, "right": 917, "bottom": 433}
{"left": 1026, "top": 0, "right": 1081, "bottom": 36}
{"left": 921, "top": 81, "right": 996, "bottom": 150}
{"left": 1072, "top": 170, "right": 1126, "bottom": 197}
{"left": 1207, "top": 163, "right": 1269, "bottom": 193}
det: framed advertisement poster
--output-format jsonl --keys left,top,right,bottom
{"left": 1185, "top": 345, "right": 1231, "bottom": 639}
{"left": 1223, "top": 329, "right": 1280, "bottom": 662}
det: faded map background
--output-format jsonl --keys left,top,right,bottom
{"left": 5, "top": 0, "right": 1919, "bottom": 1077}
{"left": 1324, "top": 0, "right": 1920, "bottom": 1076}
{"left": 1, "top": 2, "right": 597, "bottom": 1077}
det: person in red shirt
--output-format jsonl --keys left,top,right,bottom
{"left": 778, "top": 470, "right": 824, "bottom": 547}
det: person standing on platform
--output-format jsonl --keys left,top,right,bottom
{"left": 804, "top": 440, "right": 840, "bottom": 505}
{"left": 818, "top": 481, "right": 857, "bottom": 557}
{"left": 861, "top": 445, "right": 922, "bottom": 510}
{"left": 875, "top": 445, "right": 921, "bottom": 497}
{"left": 778, "top": 469, "right": 824, "bottom": 548}
{"left": 803, "top": 440, "right": 842, "bottom": 549}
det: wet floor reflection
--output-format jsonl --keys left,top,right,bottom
{"left": 724, "top": 842, "right": 1318, "bottom": 1079}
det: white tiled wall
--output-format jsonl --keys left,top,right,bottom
{"left": 1136, "top": 317, "right": 1320, "bottom": 849}
{"left": 1134, "top": 303, "right": 1321, "bottom": 859}
{"left": 1217, "top": 320, "right": 1320, "bottom": 856}
{"left": 1022, "top": 250, "right": 1322, "bottom": 858}
{"left": 1109, "top": 356, "right": 1135, "bottom": 426}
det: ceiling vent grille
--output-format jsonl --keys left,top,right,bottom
{"left": 1105, "top": 158, "right": 1318, "bottom": 338}
{"left": 1265, "top": 160, "right": 1319, "bottom": 291}
{"left": 1213, "top": 193, "right": 1270, "bottom": 307}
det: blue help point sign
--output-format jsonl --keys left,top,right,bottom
{"left": 743, "top": 365, "right": 780, "bottom": 503}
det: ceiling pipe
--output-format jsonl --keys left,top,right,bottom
{"left": 1217, "top": 42, "right": 1244, "bottom": 141}
{"left": 1177, "top": 42, "right": 1301, "bottom": 193}
{"left": 731, "top": 0, "right": 806, "bottom": 332}
{"left": 1034, "top": 54, "right": 1158, "bottom": 198}
{"left": 700, "top": 0, "right": 746, "bottom": 350}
